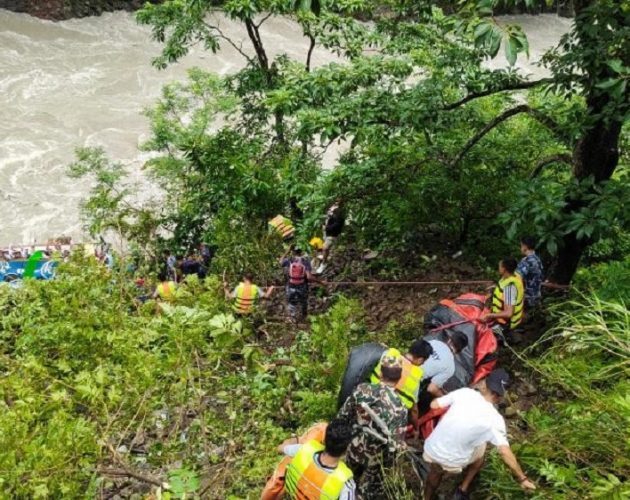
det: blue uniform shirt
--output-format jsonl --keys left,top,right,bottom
{"left": 517, "top": 252, "right": 544, "bottom": 307}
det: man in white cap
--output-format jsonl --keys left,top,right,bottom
{"left": 423, "top": 368, "right": 536, "bottom": 499}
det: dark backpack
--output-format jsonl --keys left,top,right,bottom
{"left": 288, "top": 259, "right": 306, "bottom": 285}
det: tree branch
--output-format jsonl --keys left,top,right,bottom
{"left": 203, "top": 22, "right": 255, "bottom": 65}
{"left": 255, "top": 12, "right": 273, "bottom": 29}
{"left": 530, "top": 153, "right": 573, "bottom": 178}
{"left": 442, "top": 79, "right": 552, "bottom": 111}
{"left": 306, "top": 34, "right": 316, "bottom": 72}
{"left": 245, "top": 18, "right": 270, "bottom": 75}
{"left": 449, "top": 104, "right": 565, "bottom": 168}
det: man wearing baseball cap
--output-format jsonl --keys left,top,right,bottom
{"left": 422, "top": 369, "right": 536, "bottom": 499}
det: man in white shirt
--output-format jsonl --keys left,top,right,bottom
{"left": 422, "top": 369, "right": 536, "bottom": 499}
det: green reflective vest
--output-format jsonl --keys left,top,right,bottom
{"left": 492, "top": 275, "right": 524, "bottom": 329}
{"left": 370, "top": 347, "right": 422, "bottom": 409}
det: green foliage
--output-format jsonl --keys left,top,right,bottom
{"left": 167, "top": 468, "right": 200, "bottom": 497}
{"left": 572, "top": 256, "right": 630, "bottom": 302}
{"left": 0, "top": 260, "right": 377, "bottom": 497}
{"left": 502, "top": 168, "right": 630, "bottom": 256}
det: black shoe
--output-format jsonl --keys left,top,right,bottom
{"left": 494, "top": 329, "right": 507, "bottom": 347}
{"left": 453, "top": 487, "right": 470, "bottom": 500}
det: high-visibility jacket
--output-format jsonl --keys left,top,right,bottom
{"left": 284, "top": 440, "right": 353, "bottom": 500}
{"left": 269, "top": 215, "right": 295, "bottom": 240}
{"left": 157, "top": 281, "right": 176, "bottom": 301}
{"left": 370, "top": 348, "right": 422, "bottom": 409}
{"left": 233, "top": 282, "right": 261, "bottom": 314}
{"left": 492, "top": 275, "right": 524, "bottom": 329}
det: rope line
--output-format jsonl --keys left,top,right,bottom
{"left": 320, "top": 280, "right": 494, "bottom": 286}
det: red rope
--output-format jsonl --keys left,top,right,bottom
{"left": 321, "top": 280, "right": 494, "bottom": 286}
{"left": 428, "top": 319, "right": 472, "bottom": 333}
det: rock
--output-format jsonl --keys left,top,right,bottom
{"left": 116, "top": 444, "right": 129, "bottom": 454}
{"left": 524, "top": 382, "right": 538, "bottom": 396}
{"left": 505, "top": 406, "right": 518, "bottom": 418}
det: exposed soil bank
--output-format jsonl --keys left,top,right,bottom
{"left": 0, "top": 0, "right": 161, "bottom": 20}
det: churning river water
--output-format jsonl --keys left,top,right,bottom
{"left": 0, "top": 10, "right": 571, "bottom": 245}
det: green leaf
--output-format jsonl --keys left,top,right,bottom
{"left": 596, "top": 78, "right": 623, "bottom": 90}
{"left": 505, "top": 36, "right": 518, "bottom": 66}
{"left": 474, "top": 21, "right": 492, "bottom": 43}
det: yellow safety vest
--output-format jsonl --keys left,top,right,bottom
{"left": 269, "top": 215, "right": 295, "bottom": 240}
{"left": 370, "top": 348, "right": 423, "bottom": 409}
{"left": 285, "top": 440, "right": 353, "bottom": 500}
{"left": 233, "top": 282, "right": 260, "bottom": 314}
{"left": 492, "top": 275, "right": 524, "bottom": 329}
{"left": 157, "top": 281, "right": 176, "bottom": 301}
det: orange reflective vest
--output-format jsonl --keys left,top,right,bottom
{"left": 157, "top": 281, "right": 176, "bottom": 301}
{"left": 233, "top": 282, "right": 261, "bottom": 314}
{"left": 284, "top": 440, "right": 353, "bottom": 500}
{"left": 269, "top": 215, "right": 295, "bottom": 240}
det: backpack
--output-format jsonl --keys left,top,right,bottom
{"left": 288, "top": 259, "right": 307, "bottom": 285}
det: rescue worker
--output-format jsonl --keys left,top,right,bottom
{"left": 316, "top": 200, "right": 345, "bottom": 274}
{"left": 516, "top": 236, "right": 544, "bottom": 309}
{"left": 163, "top": 249, "right": 177, "bottom": 283}
{"left": 269, "top": 215, "right": 296, "bottom": 241}
{"left": 281, "top": 418, "right": 356, "bottom": 500}
{"left": 482, "top": 257, "right": 524, "bottom": 345}
{"left": 281, "top": 246, "right": 318, "bottom": 323}
{"left": 262, "top": 422, "right": 329, "bottom": 500}
{"left": 153, "top": 271, "right": 177, "bottom": 301}
{"left": 337, "top": 353, "right": 408, "bottom": 499}
{"left": 223, "top": 272, "right": 274, "bottom": 315}
{"left": 423, "top": 369, "right": 536, "bottom": 500}
{"left": 422, "top": 332, "right": 469, "bottom": 399}
{"left": 370, "top": 341, "right": 433, "bottom": 428}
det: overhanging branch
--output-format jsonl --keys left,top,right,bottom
{"left": 530, "top": 153, "right": 573, "bottom": 178}
{"left": 442, "top": 79, "right": 552, "bottom": 111}
{"left": 449, "top": 104, "right": 565, "bottom": 168}
{"left": 203, "top": 22, "right": 255, "bottom": 65}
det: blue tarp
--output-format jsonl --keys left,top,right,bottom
{"left": 0, "top": 260, "right": 58, "bottom": 281}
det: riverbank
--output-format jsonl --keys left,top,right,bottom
{"left": 0, "top": 0, "right": 161, "bottom": 20}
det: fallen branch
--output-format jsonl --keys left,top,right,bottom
{"left": 96, "top": 467, "right": 164, "bottom": 488}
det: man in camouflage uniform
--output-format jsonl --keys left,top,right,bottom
{"left": 337, "top": 353, "right": 408, "bottom": 499}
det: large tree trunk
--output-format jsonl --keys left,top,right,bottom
{"left": 547, "top": 0, "right": 628, "bottom": 284}
{"left": 549, "top": 96, "right": 623, "bottom": 284}
{"left": 557, "top": 0, "right": 574, "bottom": 18}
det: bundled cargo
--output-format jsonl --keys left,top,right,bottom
{"left": 423, "top": 293, "right": 498, "bottom": 391}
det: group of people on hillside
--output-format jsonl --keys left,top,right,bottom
{"left": 259, "top": 236, "right": 544, "bottom": 500}
{"left": 221, "top": 200, "right": 346, "bottom": 322}
{"left": 146, "top": 200, "right": 544, "bottom": 499}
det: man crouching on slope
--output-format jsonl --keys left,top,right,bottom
{"left": 423, "top": 369, "right": 536, "bottom": 499}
